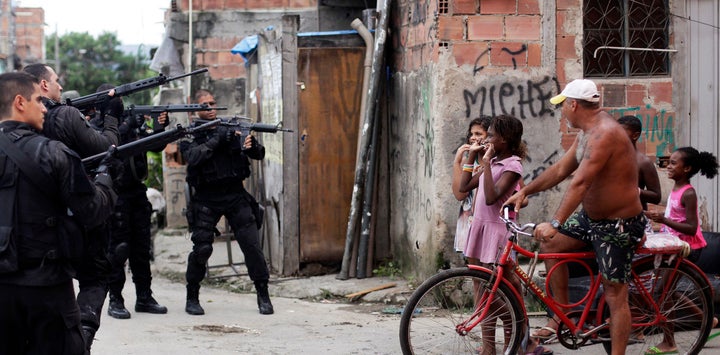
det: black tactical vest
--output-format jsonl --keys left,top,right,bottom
{"left": 1, "top": 129, "right": 84, "bottom": 264}
{"left": 185, "top": 127, "right": 251, "bottom": 187}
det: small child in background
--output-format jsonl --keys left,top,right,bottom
{"left": 452, "top": 116, "right": 492, "bottom": 253}
{"left": 646, "top": 147, "right": 718, "bottom": 261}
{"left": 645, "top": 146, "right": 719, "bottom": 354}
{"left": 617, "top": 115, "right": 662, "bottom": 210}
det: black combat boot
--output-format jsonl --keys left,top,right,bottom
{"left": 185, "top": 284, "right": 204, "bottom": 315}
{"left": 255, "top": 280, "right": 274, "bottom": 315}
{"left": 82, "top": 325, "right": 96, "bottom": 351}
{"left": 135, "top": 289, "right": 168, "bottom": 314}
{"left": 107, "top": 292, "right": 131, "bottom": 319}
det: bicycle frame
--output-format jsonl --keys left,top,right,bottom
{"left": 457, "top": 222, "right": 702, "bottom": 346}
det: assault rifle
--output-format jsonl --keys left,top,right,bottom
{"left": 194, "top": 116, "right": 293, "bottom": 149}
{"left": 125, "top": 103, "right": 227, "bottom": 119}
{"left": 125, "top": 103, "right": 227, "bottom": 131}
{"left": 82, "top": 118, "right": 221, "bottom": 172}
{"left": 66, "top": 68, "right": 209, "bottom": 113}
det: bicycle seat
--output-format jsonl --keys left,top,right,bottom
{"left": 636, "top": 232, "right": 691, "bottom": 257}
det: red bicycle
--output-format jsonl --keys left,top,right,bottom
{"left": 399, "top": 209, "right": 714, "bottom": 354}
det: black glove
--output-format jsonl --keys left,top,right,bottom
{"left": 95, "top": 146, "right": 124, "bottom": 182}
{"left": 125, "top": 114, "right": 144, "bottom": 129}
{"left": 97, "top": 95, "right": 124, "bottom": 119}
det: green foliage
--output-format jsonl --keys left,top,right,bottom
{"left": 435, "top": 252, "right": 450, "bottom": 271}
{"left": 373, "top": 260, "right": 402, "bottom": 278}
{"left": 145, "top": 151, "right": 164, "bottom": 191}
{"left": 45, "top": 31, "right": 154, "bottom": 104}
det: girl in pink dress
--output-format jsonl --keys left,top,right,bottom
{"left": 645, "top": 146, "right": 718, "bottom": 354}
{"left": 458, "top": 115, "right": 527, "bottom": 355}
{"left": 459, "top": 115, "right": 526, "bottom": 267}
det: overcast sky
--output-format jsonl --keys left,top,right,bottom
{"left": 17, "top": 0, "right": 167, "bottom": 46}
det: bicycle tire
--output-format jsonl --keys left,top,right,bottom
{"left": 600, "top": 256, "right": 713, "bottom": 354}
{"left": 399, "top": 268, "right": 526, "bottom": 355}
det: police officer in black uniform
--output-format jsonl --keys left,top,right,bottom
{"left": 22, "top": 64, "right": 120, "bottom": 350}
{"left": 180, "top": 89, "right": 273, "bottom": 315}
{"left": 0, "top": 72, "right": 118, "bottom": 354}
{"left": 105, "top": 100, "right": 169, "bottom": 319}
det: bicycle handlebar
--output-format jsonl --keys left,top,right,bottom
{"left": 500, "top": 206, "right": 536, "bottom": 237}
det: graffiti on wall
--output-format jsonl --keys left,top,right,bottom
{"left": 462, "top": 76, "right": 560, "bottom": 120}
{"left": 472, "top": 44, "right": 529, "bottom": 75}
{"left": 390, "top": 104, "right": 435, "bottom": 226}
{"left": 420, "top": 84, "right": 434, "bottom": 177}
{"left": 523, "top": 149, "right": 562, "bottom": 193}
{"left": 607, "top": 105, "right": 675, "bottom": 156}
{"left": 458, "top": 75, "right": 565, "bottom": 209}
{"left": 472, "top": 48, "right": 490, "bottom": 75}
{"left": 164, "top": 168, "right": 188, "bottom": 227}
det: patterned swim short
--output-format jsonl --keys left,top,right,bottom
{"left": 558, "top": 210, "right": 646, "bottom": 283}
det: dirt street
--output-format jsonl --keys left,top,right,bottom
{"left": 90, "top": 275, "right": 403, "bottom": 354}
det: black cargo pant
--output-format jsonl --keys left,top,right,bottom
{"left": 0, "top": 281, "right": 86, "bottom": 355}
{"left": 75, "top": 222, "right": 112, "bottom": 337}
{"left": 107, "top": 193, "right": 154, "bottom": 296}
{"left": 185, "top": 188, "right": 268, "bottom": 287}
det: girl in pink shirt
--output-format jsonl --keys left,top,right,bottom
{"left": 646, "top": 147, "right": 719, "bottom": 261}
{"left": 645, "top": 146, "right": 718, "bottom": 354}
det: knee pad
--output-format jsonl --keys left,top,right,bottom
{"left": 110, "top": 242, "right": 129, "bottom": 265}
{"left": 194, "top": 244, "right": 213, "bottom": 264}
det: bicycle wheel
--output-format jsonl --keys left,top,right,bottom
{"left": 399, "top": 268, "right": 526, "bottom": 355}
{"left": 601, "top": 256, "right": 713, "bottom": 354}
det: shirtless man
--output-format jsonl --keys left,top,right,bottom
{"left": 505, "top": 79, "right": 646, "bottom": 355}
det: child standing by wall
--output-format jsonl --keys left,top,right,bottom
{"left": 458, "top": 115, "right": 533, "bottom": 355}
{"left": 452, "top": 116, "right": 492, "bottom": 253}
{"left": 459, "top": 114, "right": 526, "bottom": 269}
{"left": 645, "top": 146, "right": 719, "bottom": 354}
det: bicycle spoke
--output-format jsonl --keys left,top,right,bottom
{"left": 617, "top": 258, "right": 713, "bottom": 354}
{"left": 399, "top": 268, "right": 525, "bottom": 355}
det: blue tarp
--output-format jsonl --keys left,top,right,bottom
{"left": 231, "top": 35, "right": 258, "bottom": 63}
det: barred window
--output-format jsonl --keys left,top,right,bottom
{"left": 583, "top": 0, "right": 670, "bottom": 78}
{"left": 439, "top": 0, "right": 449, "bottom": 15}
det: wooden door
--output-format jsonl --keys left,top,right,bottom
{"left": 297, "top": 47, "right": 364, "bottom": 262}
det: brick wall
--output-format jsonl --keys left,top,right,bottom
{"left": 14, "top": 7, "right": 45, "bottom": 65}
{"left": 391, "top": 0, "right": 541, "bottom": 73}
{"left": 194, "top": 36, "right": 247, "bottom": 79}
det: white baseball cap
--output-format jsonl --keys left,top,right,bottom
{"left": 550, "top": 79, "right": 600, "bottom": 105}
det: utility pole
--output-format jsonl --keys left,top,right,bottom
{"left": 54, "top": 23, "right": 60, "bottom": 74}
